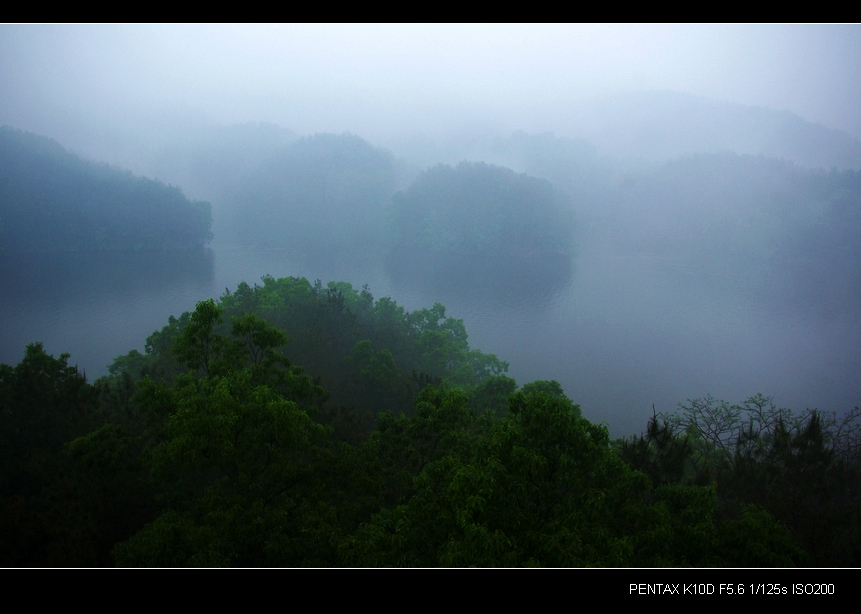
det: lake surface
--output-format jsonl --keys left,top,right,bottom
{"left": 2, "top": 231, "right": 859, "bottom": 438}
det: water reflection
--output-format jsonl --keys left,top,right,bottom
{"left": 386, "top": 249, "right": 574, "bottom": 307}
{"left": 0, "top": 248, "right": 214, "bottom": 373}
{"left": 1, "top": 239, "right": 858, "bottom": 439}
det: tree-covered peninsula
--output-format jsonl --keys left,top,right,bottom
{"left": 4, "top": 276, "right": 858, "bottom": 567}
{"left": 0, "top": 127, "right": 212, "bottom": 254}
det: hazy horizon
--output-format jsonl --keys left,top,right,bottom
{"left": 2, "top": 24, "right": 860, "bottom": 166}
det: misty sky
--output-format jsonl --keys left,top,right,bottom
{"left": 2, "top": 24, "right": 860, "bottom": 147}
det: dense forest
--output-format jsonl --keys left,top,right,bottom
{"left": 0, "top": 127, "right": 212, "bottom": 253}
{"left": 1, "top": 277, "right": 858, "bottom": 566}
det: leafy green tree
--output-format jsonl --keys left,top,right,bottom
{"left": 467, "top": 374, "right": 517, "bottom": 417}
{"left": 0, "top": 343, "right": 107, "bottom": 565}
{"left": 172, "top": 299, "right": 241, "bottom": 377}
{"left": 343, "top": 386, "right": 797, "bottom": 567}
{"left": 63, "top": 422, "right": 157, "bottom": 565}
{"left": 521, "top": 379, "right": 569, "bottom": 401}
{"left": 111, "top": 278, "right": 509, "bottom": 428}
{"left": 115, "top": 343, "right": 332, "bottom": 565}
{"left": 616, "top": 413, "right": 695, "bottom": 487}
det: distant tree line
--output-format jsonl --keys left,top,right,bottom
{"left": 0, "top": 127, "right": 212, "bottom": 254}
{"left": 213, "top": 133, "right": 578, "bottom": 297}
{"left": 10, "top": 124, "right": 859, "bottom": 308}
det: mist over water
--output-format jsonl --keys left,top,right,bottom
{"left": 2, "top": 24, "right": 860, "bottom": 437}
{"left": 0, "top": 249, "right": 214, "bottom": 375}
{"left": 3, "top": 222, "right": 857, "bottom": 438}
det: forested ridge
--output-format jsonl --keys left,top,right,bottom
{"left": 2, "top": 277, "right": 858, "bottom": 567}
{"left": 0, "top": 127, "right": 212, "bottom": 253}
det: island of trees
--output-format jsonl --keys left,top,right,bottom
{"left": 386, "top": 162, "right": 575, "bottom": 298}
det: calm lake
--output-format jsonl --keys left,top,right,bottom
{"left": 2, "top": 227, "right": 859, "bottom": 438}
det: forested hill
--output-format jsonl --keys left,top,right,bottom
{"left": 0, "top": 127, "right": 212, "bottom": 254}
{"left": 219, "top": 132, "right": 399, "bottom": 267}
{"left": 386, "top": 162, "right": 575, "bottom": 298}
{"left": 3, "top": 276, "right": 859, "bottom": 567}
